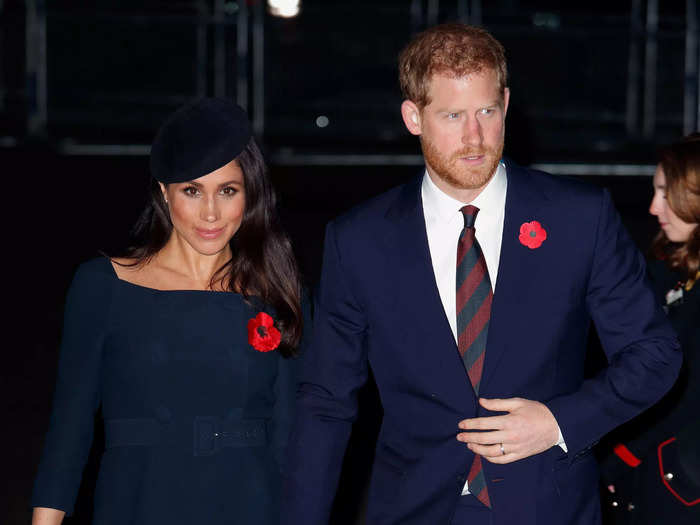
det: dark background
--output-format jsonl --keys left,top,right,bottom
{"left": 1, "top": 0, "right": 698, "bottom": 523}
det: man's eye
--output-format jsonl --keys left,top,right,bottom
{"left": 447, "top": 112, "right": 459, "bottom": 119}
{"left": 480, "top": 108, "right": 494, "bottom": 115}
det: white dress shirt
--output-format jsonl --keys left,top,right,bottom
{"left": 421, "top": 162, "right": 564, "bottom": 496}
{"left": 422, "top": 163, "right": 507, "bottom": 341}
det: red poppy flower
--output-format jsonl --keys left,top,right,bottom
{"left": 247, "top": 312, "right": 281, "bottom": 352}
{"left": 519, "top": 221, "right": 547, "bottom": 249}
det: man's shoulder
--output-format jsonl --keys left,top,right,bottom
{"left": 506, "top": 160, "right": 606, "bottom": 209}
{"left": 509, "top": 161, "right": 602, "bottom": 195}
{"left": 330, "top": 174, "right": 421, "bottom": 232}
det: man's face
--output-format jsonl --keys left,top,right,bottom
{"left": 403, "top": 69, "right": 509, "bottom": 199}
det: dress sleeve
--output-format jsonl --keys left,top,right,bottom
{"left": 31, "top": 260, "right": 112, "bottom": 514}
{"left": 270, "top": 292, "right": 311, "bottom": 474}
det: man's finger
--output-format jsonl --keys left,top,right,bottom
{"left": 467, "top": 442, "right": 506, "bottom": 458}
{"left": 482, "top": 453, "right": 518, "bottom": 464}
{"left": 458, "top": 415, "right": 508, "bottom": 430}
{"left": 470, "top": 443, "right": 521, "bottom": 464}
{"left": 456, "top": 430, "right": 507, "bottom": 444}
{"left": 479, "top": 397, "right": 523, "bottom": 411}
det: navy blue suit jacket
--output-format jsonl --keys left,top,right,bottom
{"left": 282, "top": 160, "right": 681, "bottom": 525}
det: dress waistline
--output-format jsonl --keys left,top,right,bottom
{"left": 104, "top": 416, "right": 268, "bottom": 456}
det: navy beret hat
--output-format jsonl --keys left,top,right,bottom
{"left": 150, "top": 98, "right": 252, "bottom": 184}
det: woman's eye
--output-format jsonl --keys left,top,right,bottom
{"left": 183, "top": 186, "right": 199, "bottom": 197}
{"left": 221, "top": 187, "right": 237, "bottom": 196}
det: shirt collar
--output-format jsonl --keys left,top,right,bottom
{"left": 422, "top": 162, "right": 507, "bottom": 223}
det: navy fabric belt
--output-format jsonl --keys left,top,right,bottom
{"left": 104, "top": 417, "right": 267, "bottom": 456}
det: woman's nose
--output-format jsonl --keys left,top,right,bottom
{"left": 649, "top": 194, "right": 660, "bottom": 216}
{"left": 201, "top": 196, "right": 220, "bottom": 222}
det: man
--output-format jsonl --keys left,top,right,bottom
{"left": 282, "top": 24, "right": 681, "bottom": 525}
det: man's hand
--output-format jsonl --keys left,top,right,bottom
{"left": 456, "top": 397, "right": 560, "bottom": 464}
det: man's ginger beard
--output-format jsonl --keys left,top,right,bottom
{"left": 420, "top": 135, "right": 504, "bottom": 191}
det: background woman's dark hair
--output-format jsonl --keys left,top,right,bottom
{"left": 119, "top": 138, "right": 303, "bottom": 357}
{"left": 650, "top": 132, "right": 700, "bottom": 282}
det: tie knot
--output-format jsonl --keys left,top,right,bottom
{"left": 461, "top": 205, "right": 479, "bottom": 229}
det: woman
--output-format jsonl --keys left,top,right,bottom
{"left": 31, "top": 98, "right": 307, "bottom": 524}
{"left": 602, "top": 133, "right": 700, "bottom": 523}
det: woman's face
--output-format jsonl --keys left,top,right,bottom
{"left": 649, "top": 164, "right": 696, "bottom": 242}
{"left": 161, "top": 159, "right": 245, "bottom": 257}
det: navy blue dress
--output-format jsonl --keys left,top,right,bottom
{"left": 32, "top": 257, "right": 305, "bottom": 524}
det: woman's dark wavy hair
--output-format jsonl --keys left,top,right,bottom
{"left": 120, "top": 138, "right": 303, "bottom": 357}
{"left": 650, "top": 132, "right": 700, "bottom": 283}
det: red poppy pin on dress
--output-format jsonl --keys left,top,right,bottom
{"left": 519, "top": 221, "right": 547, "bottom": 249}
{"left": 248, "top": 312, "right": 281, "bottom": 352}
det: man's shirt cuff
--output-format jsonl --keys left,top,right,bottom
{"left": 556, "top": 426, "right": 567, "bottom": 453}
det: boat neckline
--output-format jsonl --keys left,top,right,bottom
{"left": 105, "top": 257, "right": 244, "bottom": 295}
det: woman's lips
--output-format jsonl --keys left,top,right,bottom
{"left": 196, "top": 227, "right": 225, "bottom": 239}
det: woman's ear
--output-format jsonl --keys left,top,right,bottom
{"left": 159, "top": 182, "right": 168, "bottom": 204}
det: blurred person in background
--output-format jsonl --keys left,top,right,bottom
{"left": 31, "top": 98, "right": 308, "bottom": 525}
{"left": 601, "top": 132, "right": 700, "bottom": 524}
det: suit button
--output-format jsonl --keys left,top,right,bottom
{"left": 664, "top": 472, "right": 674, "bottom": 480}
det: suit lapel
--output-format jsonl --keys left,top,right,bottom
{"left": 383, "top": 165, "right": 551, "bottom": 398}
{"left": 384, "top": 175, "right": 467, "bottom": 384}
{"left": 385, "top": 176, "right": 456, "bottom": 341}
{"left": 481, "top": 160, "right": 549, "bottom": 390}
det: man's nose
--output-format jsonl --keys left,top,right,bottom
{"left": 462, "top": 117, "right": 483, "bottom": 146}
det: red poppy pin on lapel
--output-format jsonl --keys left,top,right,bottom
{"left": 519, "top": 221, "right": 547, "bottom": 249}
{"left": 248, "top": 312, "right": 281, "bottom": 352}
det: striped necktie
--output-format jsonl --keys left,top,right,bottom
{"left": 456, "top": 204, "right": 493, "bottom": 508}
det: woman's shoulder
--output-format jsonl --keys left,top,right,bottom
{"left": 109, "top": 257, "right": 173, "bottom": 290}
{"left": 647, "top": 257, "right": 671, "bottom": 276}
{"left": 73, "top": 256, "right": 118, "bottom": 284}
{"left": 108, "top": 256, "right": 144, "bottom": 282}
{"left": 63, "top": 257, "right": 119, "bottom": 318}
{"left": 647, "top": 258, "right": 678, "bottom": 290}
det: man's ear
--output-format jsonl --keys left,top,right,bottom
{"left": 503, "top": 87, "right": 510, "bottom": 117}
{"left": 401, "top": 100, "right": 422, "bottom": 136}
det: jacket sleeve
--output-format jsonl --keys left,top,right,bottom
{"left": 546, "top": 189, "right": 682, "bottom": 461}
{"left": 31, "top": 261, "right": 112, "bottom": 514}
{"left": 281, "top": 222, "right": 369, "bottom": 525}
